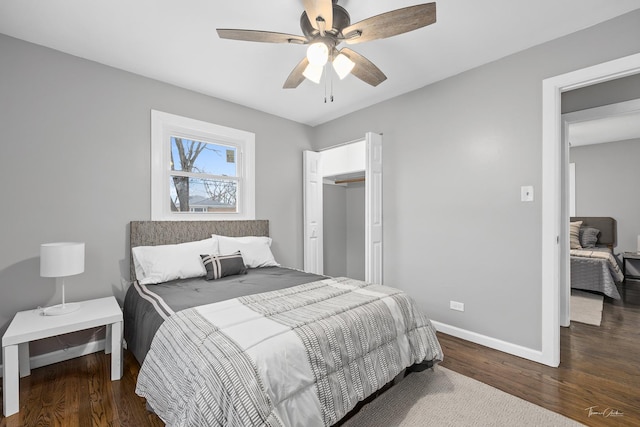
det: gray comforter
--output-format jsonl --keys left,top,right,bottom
{"left": 570, "top": 248, "right": 622, "bottom": 299}
{"left": 135, "top": 276, "right": 443, "bottom": 427}
{"left": 123, "top": 267, "right": 325, "bottom": 364}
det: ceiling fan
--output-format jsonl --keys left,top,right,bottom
{"left": 217, "top": 1, "right": 436, "bottom": 89}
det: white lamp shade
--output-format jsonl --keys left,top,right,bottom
{"left": 333, "top": 53, "right": 355, "bottom": 80}
{"left": 303, "top": 63, "right": 324, "bottom": 84}
{"left": 40, "top": 242, "right": 85, "bottom": 277}
{"left": 306, "top": 42, "right": 329, "bottom": 66}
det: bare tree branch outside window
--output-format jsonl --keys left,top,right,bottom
{"left": 170, "top": 137, "right": 237, "bottom": 212}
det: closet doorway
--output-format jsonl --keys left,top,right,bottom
{"left": 303, "top": 132, "right": 382, "bottom": 284}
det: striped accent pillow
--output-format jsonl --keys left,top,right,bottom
{"left": 200, "top": 251, "right": 247, "bottom": 281}
{"left": 570, "top": 221, "right": 583, "bottom": 249}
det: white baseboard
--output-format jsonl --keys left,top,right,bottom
{"left": 432, "top": 321, "right": 545, "bottom": 364}
{"left": 0, "top": 339, "right": 105, "bottom": 378}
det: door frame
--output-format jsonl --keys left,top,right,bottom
{"left": 303, "top": 132, "right": 383, "bottom": 283}
{"left": 541, "top": 52, "right": 640, "bottom": 367}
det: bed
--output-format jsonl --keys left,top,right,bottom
{"left": 569, "top": 217, "right": 623, "bottom": 299}
{"left": 124, "top": 220, "right": 443, "bottom": 427}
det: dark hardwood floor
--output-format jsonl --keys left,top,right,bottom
{"left": 439, "top": 280, "right": 640, "bottom": 427}
{"left": 0, "top": 349, "right": 163, "bottom": 427}
{"left": 1, "top": 280, "right": 638, "bottom": 426}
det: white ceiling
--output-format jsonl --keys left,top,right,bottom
{"left": 569, "top": 111, "right": 640, "bottom": 147}
{"left": 567, "top": 99, "right": 640, "bottom": 147}
{"left": 1, "top": 0, "right": 639, "bottom": 126}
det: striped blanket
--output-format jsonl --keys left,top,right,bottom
{"left": 136, "top": 277, "right": 443, "bottom": 427}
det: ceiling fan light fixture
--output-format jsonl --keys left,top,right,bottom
{"left": 306, "top": 42, "right": 329, "bottom": 66}
{"left": 303, "top": 63, "right": 324, "bottom": 84}
{"left": 333, "top": 53, "right": 355, "bottom": 79}
{"left": 217, "top": 2, "right": 437, "bottom": 90}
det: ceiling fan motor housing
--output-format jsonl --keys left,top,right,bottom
{"left": 300, "top": 4, "right": 351, "bottom": 42}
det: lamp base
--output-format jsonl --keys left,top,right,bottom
{"left": 43, "top": 302, "right": 81, "bottom": 316}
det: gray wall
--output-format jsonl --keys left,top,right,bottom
{"left": 1, "top": 9, "right": 639, "bottom": 363}
{"left": 323, "top": 182, "right": 365, "bottom": 280}
{"left": 570, "top": 139, "right": 640, "bottom": 274}
{"left": 562, "top": 73, "right": 640, "bottom": 113}
{"left": 323, "top": 184, "right": 347, "bottom": 277}
{"left": 0, "top": 34, "right": 313, "bottom": 361}
{"left": 312, "top": 10, "right": 640, "bottom": 350}
{"left": 346, "top": 183, "right": 365, "bottom": 280}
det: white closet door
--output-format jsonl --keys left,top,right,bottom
{"left": 303, "top": 150, "right": 323, "bottom": 274}
{"left": 365, "top": 132, "right": 383, "bottom": 284}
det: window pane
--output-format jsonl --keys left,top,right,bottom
{"left": 169, "top": 176, "right": 237, "bottom": 213}
{"left": 171, "top": 137, "right": 237, "bottom": 177}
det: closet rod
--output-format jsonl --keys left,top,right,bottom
{"left": 334, "top": 177, "right": 365, "bottom": 185}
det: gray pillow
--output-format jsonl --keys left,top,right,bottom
{"left": 579, "top": 227, "right": 600, "bottom": 248}
{"left": 200, "top": 251, "right": 247, "bottom": 280}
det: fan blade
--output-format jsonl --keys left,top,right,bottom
{"left": 303, "top": 0, "right": 333, "bottom": 32}
{"left": 217, "top": 29, "right": 307, "bottom": 44}
{"left": 283, "top": 57, "right": 310, "bottom": 89}
{"left": 342, "top": 3, "right": 436, "bottom": 44}
{"left": 340, "top": 48, "right": 387, "bottom": 87}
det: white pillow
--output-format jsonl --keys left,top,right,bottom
{"left": 212, "top": 235, "right": 279, "bottom": 268}
{"left": 132, "top": 237, "right": 219, "bottom": 284}
{"left": 132, "top": 254, "right": 146, "bottom": 283}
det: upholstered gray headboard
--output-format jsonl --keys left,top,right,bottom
{"left": 570, "top": 216, "right": 616, "bottom": 248}
{"left": 129, "top": 220, "right": 269, "bottom": 280}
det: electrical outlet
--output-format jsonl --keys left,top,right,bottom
{"left": 450, "top": 301, "right": 465, "bottom": 312}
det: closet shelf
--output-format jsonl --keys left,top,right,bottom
{"left": 334, "top": 177, "right": 365, "bottom": 185}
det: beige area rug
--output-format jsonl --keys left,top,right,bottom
{"left": 570, "top": 289, "right": 604, "bottom": 326}
{"left": 342, "top": 367, "right": 583, "bottom": 427}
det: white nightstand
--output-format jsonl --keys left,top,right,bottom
{"left": 2, "top": 296, "right": 123, "bottom": 417}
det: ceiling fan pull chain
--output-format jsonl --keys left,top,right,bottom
{"left": 324, "top": 64, "right": 328, "bottom": 103}
{"left": 329, "top": 48, "right": 334, "bottom": 103}
{"left": 330, "top": 67, "right": 334, "bottom": 103}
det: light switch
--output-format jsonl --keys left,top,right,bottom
{"left": 521, "top": 186, "right": 534, "bottom": 202}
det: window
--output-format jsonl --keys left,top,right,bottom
{"left": 151, "top": 110, "right": 255, "bottom": 220}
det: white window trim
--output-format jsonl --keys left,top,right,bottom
{"left": 151, "top": 110, "right": 255, "bottom": 220}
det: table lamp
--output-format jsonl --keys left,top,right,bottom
{"left": 40, "top": 242, "right": 85, "bottom": 315}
